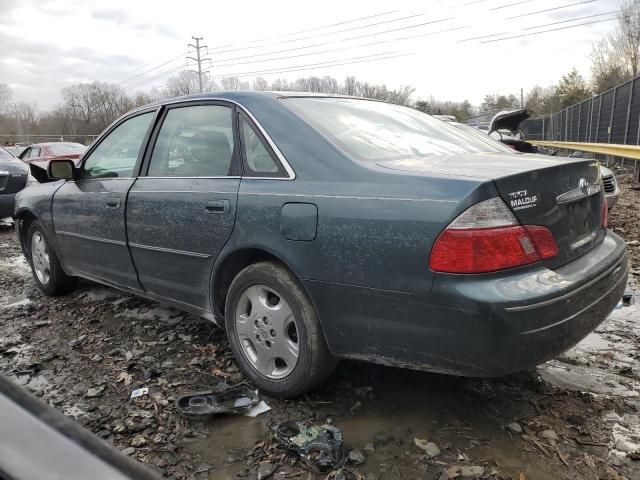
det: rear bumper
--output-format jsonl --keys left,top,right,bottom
{"left": 307, "top": 231, "right": 628, "bottom": 376}
{"left": 0, "top": 193, "right": 16, "bottom": 219}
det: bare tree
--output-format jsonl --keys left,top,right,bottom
{"left": 343, "top": 76, "right": 357, "bottom": 96}
{"left": 252, "top": 77, "right": 269, "bottom": 91}
{"left": 220, "top": 76, "right": 249, "bottom": 90}
{"left": 0, "top": 83, "right": 11, "bottom": 114}
{"left": 164, "top": 71, "right": 201, "bottom": 97}
{"left": 590, "top": 0, "right": 640, "bottom": 92}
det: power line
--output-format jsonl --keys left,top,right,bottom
{"left": 458, "top": 9, "right": 616, "bottom": 41}
{"left": 210, "top": 13, "right": 426, "bottom": 56}
{"left": 523, "top": 10, "right": 617, "bottom": 30}
{"left": 117, "top": 53, "right": 189, "bottom": 85}
{"left": 211, "top": 25, "right": 469, "bottom": 69}
{"left": 207, "top": 10, "right": 398, "bottom": 52}
{"left": 205, "top": 51, "right": 415, "bottom": 80}
{"left": 214, "top": 17, "right": 454, "bottom": 64}
{"left": 489, "top": 0, "right": 533, "bottom": 10}
{"left": 481, "top": 16, "right": 616, "bottom": 43}
{"left": 121, "top": 63, "right": 188, "bottom": 92}
{"left": 102, "top": 51, "right": 186, "bottom": 83}
{"left": 507, "top": 0, "right": 598, "bottom": 20}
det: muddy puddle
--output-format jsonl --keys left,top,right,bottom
{"left": 185, "top": 364, "right": 571, "bottom": 480}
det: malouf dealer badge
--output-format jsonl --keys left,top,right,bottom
{"left": 508, "top": 189, "right": 538, "bottom": 211}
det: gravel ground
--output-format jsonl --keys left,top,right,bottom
{"left": 0, "top": 178, "right": 639, "bottom": 480}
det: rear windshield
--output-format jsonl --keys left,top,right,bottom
{"left": 0, "top": 147, "right": 13, "bottom": 160}
{"left": 282, "top": 98, "right": 511, "bottom": 161}
{"left": 48, "top": 143, "right": 86, "bottom": 154}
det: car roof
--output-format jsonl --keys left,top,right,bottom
{"left": 28, "top": 142, "right": 84, "bottom": 147}
{"left": 140, "top": 90, "right": 374, "bottom": 109}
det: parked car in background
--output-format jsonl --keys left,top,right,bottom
{"left": 19, "top": 142, "right": 86, "bottom": 165}
{"left": 4, "top": 144, "right": 28, "bottom": 158}
{"left": 465, "top": 109, "right": 621, "bottom": 210}
{"left": 0, "top": 146, "right": 28, "bottom": 219}
{"left": 15, "top": 92, "right": 627, "bottom": 397}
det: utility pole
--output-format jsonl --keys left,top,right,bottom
{"left": 187, "top": 36, "right": 211, "bottom": 93}
{"left": 520, "top": 88, "right": 524, "bottom": 109}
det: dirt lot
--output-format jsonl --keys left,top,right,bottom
{"left": 1, "top": 176, "right": 639, "bottom": 480}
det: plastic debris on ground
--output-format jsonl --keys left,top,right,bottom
{"left": 130, "top": 387, "right": 149, "bottom": 399}
{"left": 272, "top": 421, "right": 345, "bottom": 473}
{"left": 176, "top": 384, "right": 259, "bottom": 418}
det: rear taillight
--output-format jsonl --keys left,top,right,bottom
{"left": 601, "top": 195, "right": 608, "bottom": 228}
{"left": 429, "top": 197, "right": 558, "bottom": 274}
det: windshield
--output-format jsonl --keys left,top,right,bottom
{"left": 48, "top": 143, "right": 86, "bottom": 155}
{"left": 449, "top": 123, "right": 514, "bottom": 153}
{"left": 282, "top": 98, "right": 510, "bottom": 161}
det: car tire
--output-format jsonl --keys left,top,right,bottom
{"left": 27, "top": 220, "right": 77, "bottom": 296}
{"left": 225, "top": 261, "right": 336, "bottom": 398}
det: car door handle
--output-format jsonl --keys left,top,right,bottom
{"left": 106, "top": 197, "right": 121, "bottom": 208}
{"left": 205, "top": 199, "right": 229, "bottom": 214}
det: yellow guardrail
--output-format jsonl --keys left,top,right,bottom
{"left": 527, "top": 140, "right": 640, "bottom": 161}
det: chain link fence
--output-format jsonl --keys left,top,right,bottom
{"left": 0, "top": 134, "right": 99, "bottom": 146}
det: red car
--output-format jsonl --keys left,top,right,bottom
{"left": 19, "top": 142, "right": 86, "bottom": 165}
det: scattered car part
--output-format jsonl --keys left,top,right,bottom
{"left": 273, "top": 421, "right": 345, "bottom": 472}
{"left": 176, "top": 384, "right": 259, "bottom": 418}
{"left": 622, "top": 293, "right": 633, "bottom": 306}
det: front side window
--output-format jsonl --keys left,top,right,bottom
{"left": 240, "top": 116, "right": 281, "bottom": 176}
{"left": 28, "top": 147, "right": 41, "bottom": 158}
{"left": 148, "top": 105, "right": 234, "bottom": 177}
{"left": 283, "top": 98, "right": 511, "bottom": 161}
{"left": 81, "top": 112, "right": 154, "bottom": 179}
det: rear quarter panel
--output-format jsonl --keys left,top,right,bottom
{"left": 225, "top": 172, "right": 494, "bottom": 295}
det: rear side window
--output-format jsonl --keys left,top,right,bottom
{"left": 283, "top": 98, "right": 508, "bottom": 161}
{"left": 240, "top": 116, "right": 282, "bottom": 177}
{"left": 82, "top": 112, "right": 154, "bottom": 179}
{"left": 148, "top": 105, "right": 235, "bottom": 177}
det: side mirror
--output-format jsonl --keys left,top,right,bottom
{"left": 48, "top": 159, "right": 75, "bottom": 180}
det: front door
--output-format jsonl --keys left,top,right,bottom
{"left": 126, "top": 103, "right": 240, "bottom": 309}
{"left": 52, "top": 111, "right": 155, "bottom": 289}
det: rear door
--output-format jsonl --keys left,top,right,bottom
{"left": 52, "top": 111, "right": 156, "bottom": 288}
{"left": 126, "top": 102, "right": 240, "bottom": 310}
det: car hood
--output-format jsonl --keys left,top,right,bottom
{"left": 489, "top": 109, "right": 532, "bottom": 134}
{"left": 376, "top": 152, "right": 585, "bottom": 180}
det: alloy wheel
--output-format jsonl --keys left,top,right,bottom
{"left": 31, "top": 231, "right": 51, "bottom": 285}
{"left": 234, "top": 284, "right": 299, "bottom": 379}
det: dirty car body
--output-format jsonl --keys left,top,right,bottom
{"left": 14, "top": 92, "right": 628, "bottom": 396}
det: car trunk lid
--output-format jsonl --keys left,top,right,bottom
{"left": 378, "top": 153, "right": 606, "bottom": 268}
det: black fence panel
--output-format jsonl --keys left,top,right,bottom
{"left": 611, "top": 81, "right": 631, "bottom": 144}
{"left": 598, "top": 90, "right": 614, "bottom": 142}
{"left": 628, "top": 79, "right": 640, "bottom": 144}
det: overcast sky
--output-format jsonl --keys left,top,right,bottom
{"left": 0, "top": 0, "right": 619, "bottom": 108}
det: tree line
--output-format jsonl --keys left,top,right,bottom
{"left": 0, "top": 73, "right": 419, "bottom": 144}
